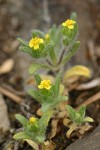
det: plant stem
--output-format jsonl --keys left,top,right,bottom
{"left": 57, "top": 49, "right": 65, "bottom": 65}
{"left": 39, "top": 144, "right": 42, "bottom": 150}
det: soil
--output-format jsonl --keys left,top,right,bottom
{"left": 0, "top": 0, "right": 100, "bottom": 150}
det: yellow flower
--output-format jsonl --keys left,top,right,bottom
{"left": 29, "top": 117, "right": 37, "bottom": 124}
{"left": 38, "top": 80, "right": 51, "bottom": 90}
{"left": 62, "top": 19, "right": 76, "bottom": 29}
{"left": 29, "top": 37, "right": 44, "bottom": 50}
{"left": 45, "top": 34, "right": 50, "bottom": 40}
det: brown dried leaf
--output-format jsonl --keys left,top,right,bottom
{"left": 78, "top": 123, "right": 92, "bottom": 135}
{"left": 66, "top": 124, "right": 78, "bottom": 138}
{"left": 63, "top": 65, "right": 91, "bottom": 85}
{"left": 37, "top": 108, "right": 43, "bottom": 116}
{"left": 44, "top": 141, "right": 56, "bottom": 150}
{"left": 63, "top": 118, "right": 71, "bottom": 126}
{"left": 0, "top": 59, "right": 14, "bottom": 74}
{"left": 66, "top": 122, "right": 92, "bottom": 139}
{"left": 58, "top": 101, "right": 68, "bottom": 111}
{"left": 49, "top": 119, "right": 59, "bottom": 139}
{"left": 57, "top": 111, "right": 68, "bottom": 118}
{"left": 24, "top": 139, "right": 39, "bottom": 150}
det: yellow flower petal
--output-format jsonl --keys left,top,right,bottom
{"left": 38, "top": 84, "right": 43, "bottom": 89}
{"left": 45, "top": 85, "right": 51, "bottom": 90}
{"left": 39, "top": 39, "right": 44, "bottom": 43}
{"left": 68, "top": 25, "right": 74, "bottom": 29}
{"left": 34, "top": 45, "right": 39, "bottom": 50}
{"left": 62, "top": 22, "right": 66, "bottom": 26}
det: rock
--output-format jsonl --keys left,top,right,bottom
{"left": 0, "top": 59, "right": 14, "bottom": 75}
{"left": 65, "top": 125, "right": 100, "bottom": 150}
{"left": 0, "top": 94, "right": 10, "bottom": 131}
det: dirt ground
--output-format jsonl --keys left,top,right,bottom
{"left": 0, "top": 0, "right": 100, "bottom": 149}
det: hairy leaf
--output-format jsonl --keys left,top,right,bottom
{"left": 13, "top": 132, "right": 30, "bottom": 140}
{"left": 70, "top": 12, "right": 77, "bottom": 21}
{"left": 17, "top": 38, "right": 28, "bottom": 46}
{"left": 28, "top": 89, "right": 42, "bottom": 103}
{"left": 78, "top": 106, "right": 86, "bottom": 119}
{"left": 66, "top": 105, "right": 76, "bottom": 122}
{"left": 49, "top": 47, "right": 57, "bottom": 65}
{"left": 34, "top": 74, "right": 42, "bottom": 85}
{"left": 53, "top": 73, "right": 61, "bottom": 97}
{"left": 32, "top": 29, "right": 44, "bottom": 38}
{"left": 29, "top": 63, "right": 51, "bottom": 74}
{"left": 83, "top": 117, "right": 94, "bottom": 123}
{"left": 62, "top": 41, "right": 80, "bottom": 64}
{"left": 39, "top": 110, "right": 53, "bottom": 129}
{"left": 15, "top": 114, "right": 27, "bottom": 127}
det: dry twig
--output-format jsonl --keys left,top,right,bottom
{"left": 76, "top": 92, "right": 100, "bottom": 109}
{"left": 0, "top": 86, "right": 23, "bottom": 103}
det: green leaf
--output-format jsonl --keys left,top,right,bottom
{"left": 49, "top": 25, "right": 57, "bottom": 40}
{"left": 63, "top": 38, "right": 69, "bottom": 46}
{"left": 39, "top": 110, "right": 53, "bottom": 128}
{"left": 43, "top": 42, "right": 53, "bottom": 51}
{"left": 53, "top": 73, "right": 61, "bottom": 97}
{"left": 32, "top": 29, "right": 44, "bottom": 38}
{"left": 34, "top": 74, "right": 42, "bottom": 85}
{"left": 41, "top": 95, "right": 67, "bottom": 112}
{"left": 78, "top": 106, "right": 86, "bottom": 119}
{"left": 57, "top": 95, "right": 68, "bottom": 102}
{"left": 36, "top": 135, "right": 45, "bottom": 143}
{"left": 19, "top": 46, "right": 39, "bottom": 58}
{"left": 66, "top": 105, "right": 76, "bottom": 122}
{"left": 59, "top": 84, "right": 65, "bottom": 95}
{"left": 70, "top": 12, "right": 77, "bottom": 21}
{"left": 13, "top": 132, "right": 30, "bottom": 140}
{"left": 29, "top": 63, "right": 51, "bottom": 74}
{"left": 83, "top": 117, "right": 94, "bottom": 123}
{"left": 74, "top": 113, "right": 82, "bottom": 124}
{"left": 28, "top": 89, "right": 42, "bottom": 103}
{"left": 62, "top": 41, "right": 80, "bottom": 64}
{"left": 20, "top": 45, "right": 46, "bottom": 59}
{"left": 19, "top": 46, "right": 31, "bottom": 53}
{"left": 41, "top": 103, "right": 52, "bottom": 112}
{"left": 15, "top": 114, "right": 27, "bottom": 127}
{"left": 17, "top": 38, "right": 28, "bottom": 46}
{"left": 49, "top": 47, "right": 57, "bottom": 65}
{"left": 50, "top": 25, "right": 63, "bottom": 53}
